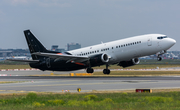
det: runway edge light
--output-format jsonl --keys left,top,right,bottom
{"left": 136, "top": 89, "right": 152, "bottom": 93}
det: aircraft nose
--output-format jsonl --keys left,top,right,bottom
{"left": 169, "top": 38, "right": 176, "bottom": 45}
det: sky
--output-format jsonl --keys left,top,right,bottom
{"left": 0, "top": 0, "right": 179, "bottom": 50}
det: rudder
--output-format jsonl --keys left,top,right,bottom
{"left": 24, "top": 30, "right": 47, "bottom": 60}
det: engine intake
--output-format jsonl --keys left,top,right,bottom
{"left": 89, "top": 53, "right": 109, "bottom": 66}
{"left": 118, "top": 58, "right": 140, "bottom": 68}
{"left": 101, "top": 53, "right": 109, "bottom": 63}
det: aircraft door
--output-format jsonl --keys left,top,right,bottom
{"left": 147, "top": 37, "right": 152, "bottom": 46}
{"left": 157, "top": 40, "right": 161, "bottom": 49}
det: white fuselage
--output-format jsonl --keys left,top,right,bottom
{"left": 68, "top": 34, "right": 176, "bottom": 64}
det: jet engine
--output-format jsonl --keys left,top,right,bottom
{"left": 118, "top": 58, "right": 140, "bottom": 68}
{"left": 89, "top": 53, "right": 109, "bottom": 66}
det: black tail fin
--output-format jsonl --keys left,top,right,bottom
{"left": 24, "top": 30, "right": 47, "bottom": 60}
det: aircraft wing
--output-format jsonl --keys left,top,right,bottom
{"left": 6, "top": 59, "right": 39, "bottom": 63}
{"left": 32, "top": 52, "right": 89, "bottom": 63}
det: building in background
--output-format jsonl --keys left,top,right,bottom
{"left": 67, "top": 43, "right": 81, "bottom": 51}
{"left": 51, "top": 45, "right": 66, "bottom": 53}
{"left": 56, "top": 48, "right": 66, "bottom": 53}
{"left": 51, "top": 45, "right": 58, "bottom": 51}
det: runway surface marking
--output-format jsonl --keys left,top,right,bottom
{"left": 0, "top": 80, "right": 178, "bottom": 88}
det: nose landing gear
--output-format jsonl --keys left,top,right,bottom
{"left": 157, "top": 57, "right": 162, "bottom": 61}
{"left": 157, "top": 50, "right": 166, "bottom": 61}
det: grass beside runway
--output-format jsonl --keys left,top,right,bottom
{"left": 0, "top": 65, "right": 31, "bottom": 69}
{"left": 1, "top": 64, "right": 180, "bottom": 76}
{"left": 93, "top": 64, "right": 180, "bottom": 69}
{"left": 0, "top": 92, "right": 180, "bottom": 110}
{"left": 93, "top": 71, "right": 180, "bottom": 76}
{"left": 0, "top": 64, "right": 180, "bottom": 70}
{"left": 41, "top": 71, "right": 180, "bottom": 76}
{"left": 0, "top": 81, "right": 26, "bottom": 84}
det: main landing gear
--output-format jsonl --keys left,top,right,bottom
{"left": 86, "top": 68, "right": 94, "bottom": 73}
{"left": 103, "top": 64, "right": 110, "bottom": 75}
{"left": 86, "top": 64, "right": 111, "bottom": 74}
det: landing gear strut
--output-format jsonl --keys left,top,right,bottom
{"left": 103, "top": 64, "right": 110, "bottom": 74}
{"left": 86, "top": 60, "right": 94, "bottom": 73}
{"left": 157, "top": 50, "right": 166, "bottom": 61}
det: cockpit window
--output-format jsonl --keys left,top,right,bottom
{"left": 157, "top": 36, "right": 167, "bottom": 39}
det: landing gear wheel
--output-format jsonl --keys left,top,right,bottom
{"left": 157, "top": 57, "right": 162, "bottom": 61}
{"left": 87, "top": 68, "right": 94, "bottom": 73}
{"left": 103, "top": 69, "right": 110, "bottom": 74}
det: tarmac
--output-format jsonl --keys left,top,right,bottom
{"left": 0, "top": 70, "right": 180, "bottom": 94}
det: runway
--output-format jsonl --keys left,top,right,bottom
{"left": 1, "top": 70, "right": 180, "bottom": 93}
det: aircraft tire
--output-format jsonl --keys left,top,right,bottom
{"left": 103, "top": 69, "right": 110, "bottom": 74}
{"left": 157, "top": 57, "right": 162, "bottom": 61}
{"left": 87, "top": 68, "right": 94, "bottom": 73}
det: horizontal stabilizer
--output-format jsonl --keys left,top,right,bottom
{"left": 6, "top": 59, "right": 39, "bottom": 63}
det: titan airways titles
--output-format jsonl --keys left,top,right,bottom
{"left": 8, "top": 30, "right": 176, "bottom": 74}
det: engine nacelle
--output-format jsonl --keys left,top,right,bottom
{"left": 89, "top": 53, "right": 109, "bottom": 66}
{"left": 118, "top": 58, "right": 140, "bottom": 68}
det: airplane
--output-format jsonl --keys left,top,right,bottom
{"left": 7, "top": 30, "right": 176, "bottom": 74}
{"left": 11, "top": 56, "right": 29, "bottom": 60}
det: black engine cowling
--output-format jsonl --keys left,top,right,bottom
{"left": 118, "top": 58, "right": 140, "bottom": 68}
{"left": 89, "top": 53, "right": 109, "bottom": 66}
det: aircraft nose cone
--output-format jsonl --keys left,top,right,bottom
{"left": 170, "top": 38, "right": 176, "bottom": 45}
